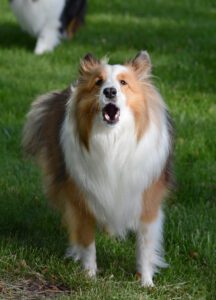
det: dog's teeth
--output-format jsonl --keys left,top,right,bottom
{"left": 115, "top": 111, "right": 120, "bottom": 119}
{"left": 105, "top": 113, "right": 110, "bottom": 120}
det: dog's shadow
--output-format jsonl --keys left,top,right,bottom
{"left": 0, "top": 22, "right": 35, "bottom": 51}
{"left": 0, "top": 159, "right": 65, "bottom": 257}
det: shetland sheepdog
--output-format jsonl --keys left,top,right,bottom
{"left": 10, "top": 0, "right": 87, "bottom": 54}
{"left": 23, "top": 51, "right": 173, "bottom": 287}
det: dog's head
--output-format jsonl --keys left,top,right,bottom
{"left": 74, "top": 51, "right": 152, "bottom": 149}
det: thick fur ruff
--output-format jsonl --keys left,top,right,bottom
{"left": 10, "top": 0, "right": 87, "bottom": 54}
{"left": 23, "top": 51, "right": 173, "bottom": 286}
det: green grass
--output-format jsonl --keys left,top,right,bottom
{"left": 0, "top": 0, "right": 215, "bottom": 299}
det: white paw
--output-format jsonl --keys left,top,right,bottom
{"left": 65, "top": 243, "right": 97, "bottom": 278}
{"left": 140, "top": 271, "right": 154, "bottom": 287}
{"left": 141, "top": 277, "right": 154, "bottom": 288}
{"left": 34, "top": 43, "right": 54, "bottom": 55}
{"left": 85, "top": 266, "right": 97, "bottom": 278}
{"left": 82, "top": 244, "right": 97, "bottom": 278}
{"left": 64, "top": 245, "right": 81, "bottom": 262}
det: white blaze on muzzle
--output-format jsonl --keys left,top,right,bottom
{"left": 99, "top": 64, "right": 128, "bottom": 125}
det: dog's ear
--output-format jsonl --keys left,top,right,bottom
{"left": 79, "top": 53, "right": 100, "bottom": 75}
{"left": 128, "top": 51, "right": 151, "bottom": 78}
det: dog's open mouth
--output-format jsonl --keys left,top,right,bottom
{"left": 102, "top": 103, "right": 120, "bottom": 125}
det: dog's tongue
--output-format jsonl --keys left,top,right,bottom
{"left": 103, "top": 103, "right": 120, "bottom": 124}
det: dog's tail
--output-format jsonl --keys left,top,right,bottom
{"left": 23, "top": 93, "right": 54, "bottom": 156}
{"left": 22, "top": 88, "right": 70, "bottom": 157}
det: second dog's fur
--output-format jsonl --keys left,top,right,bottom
{"left": 10, "top": 0, "right": 87, "bottom": 54}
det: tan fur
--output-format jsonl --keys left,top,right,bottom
{"left": 79, "top": 53, "right": 101, "bottom": 77}
{"left": 141, "top": 173, "right": 168, "bottom": 223}
{"left": 121, "top": 52, "right": 172, "bottom": 223}
{"left": 39, "top": 153, "right": 95, "bottom": 247}
{"left": 117, "top": 72, "right": 149, "bottom": 141}
{"left": 58, "top": 179, "right": 95, "bottom": 247}
{"left": 23, "top": 85, "right": 96, "bottom": 248}
{"left": 67, "top": 18, "right": 83, "bottom": 39}
{"left": 63, "top": 181, "right": 95, "bottom": 247}
{"left": 74, "top": 64, "right": 107, "bottom": 150}
{"left": 126, "top": 51, "right": 151, "bottom": 80}
{"left": 23, "top": 53, "right": 173, "bottom": 262}
{"left": 74, "top": 87, "right": 100, "bottom": 150}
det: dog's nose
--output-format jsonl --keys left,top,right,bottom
{"left": 103, "top": 87, "right": 117, "bottom": 99}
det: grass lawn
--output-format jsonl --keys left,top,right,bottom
{"left": 0, "top": 0, "right": 215, "bottom": 299}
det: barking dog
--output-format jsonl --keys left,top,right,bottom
{"left": 10, "top": 0, "right": 87, "bottom": 54}
{"left": 23, "top": 51, "right": 173, "bottom": 286}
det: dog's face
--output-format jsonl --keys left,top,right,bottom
{"left": 74, "top": 51, "right": 152, "bottom": 148}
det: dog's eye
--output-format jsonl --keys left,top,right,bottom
{"left": 120, "top": 80, "right": 127, "bottom": 86}
{"left": 95, "top": 78, "right": 103, "bottom": 86}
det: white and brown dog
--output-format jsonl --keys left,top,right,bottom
{"left": 23, "top": 51, "right": 173, "bottom": 287}
{"left": 10, "top": 0, "right": 87, "bottom": 54}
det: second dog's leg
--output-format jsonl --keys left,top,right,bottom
{"left": 34, "top": 23, "right": 61, "bottom": 55}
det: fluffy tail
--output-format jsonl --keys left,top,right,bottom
{"left": 22, "top": 89, "right": 70, "bottom": 157}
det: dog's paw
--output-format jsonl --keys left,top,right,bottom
{"left": 34, "top": 43, "right": 53, "bottom": 55}
{"left": 85, "top": 266, "right": 97, "bottom": 278}
{"left": 64, "top": 245, "right": 82, "bottom": 262}
{"left": 65, "top": 243, "right": 97, "bottom": 278}
{"left": 141, "top": 276, "right": 154, "bottom": 288}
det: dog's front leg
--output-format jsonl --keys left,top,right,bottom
{"left": 63, "top": 195, "right": 97, "bottom": 277}
{"left": 136, "top": 209, "right": 166, "bottom": 287}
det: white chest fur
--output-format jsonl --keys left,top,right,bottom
{"left": 61, "top": 104, "right": 170, "bottom": 236}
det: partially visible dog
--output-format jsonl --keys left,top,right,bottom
{"left": 23, "top": 51, "right": 173, "bottom": 287}
{"left": 10, "top": 0, "right": 87, "bottom": 54}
